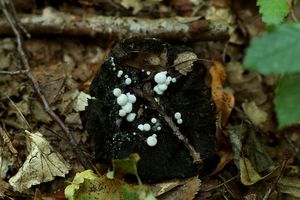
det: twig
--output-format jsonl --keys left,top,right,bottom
{"left": 0, "top": 7, "right": 229, "bottom": 42}
{"left": 262, "top": 157, "right": 289, "bottom": 200}
{"left": 0, "top": 69, "right": 28, "bottom": 75}
{"left": 0, "top": 0, "right": 91, "bottom": 169}
{"left": 133, "top": 88, "right": 202, "bottom": 164}
{"left": 200, "top": 175, "right": 238, "bottom": 192}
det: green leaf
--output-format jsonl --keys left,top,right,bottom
{"left": 275, "top": 74, "right": 300, "bottom": 128}
{"left": 244, "top": 23, "right": 300, "bottom": 74}
{"left": 64, "top": 154, "right": 156, "bottom": 200}
{"left": 64, "top": 170, "right": 98, "bottom": 200}
{"left": 257, "top": 0, "right": 289, "bottom": 25}
{"left": 112, "top": 153, "right": 141, "bottom": 184}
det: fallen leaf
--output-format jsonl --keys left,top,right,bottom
{"left": 124, "top": 49, "right": 168, "bottom": 72}
{"left": 149, "top": 180, "right": 182, "bottom": 197}
{"left": 173, "top": 51, "right": 197, "bottom": 75}
{"left": 209, "top": 61, "right": 234, "bottom": 174}
{"left": 9, "top": 130, "right": 71, "bottom": 192}
{"left": 205, "top": 7, "right": 240, "bottom": 44}
{"left": 64, "top": 169, "right": 98, "bottom": 200}
{"left": 0, "top": 179, "right": 11, "bottom": 199}
{"left": 229, "top": 124, "right": 274, "bottom": 174}
{"left": 57, "top": 89, "right": 80, "bottom": 114}
{"left": 0, "top": 148, "right": 16, "bottom": 179}
{"left": 158, "top": 176, "right": 201, "bottom": 200}
{"left": 112, "top": 153, "right": 141, "bottom": 182}
{"left": 31, "top": 100, "right": 52, "bottom": 124}
{"left": 278, "top": 176, "right": 300, "bottom": 198}
{"left": 240, "top": 157, "right": 264, "bottom": 186}
{"left": 210, "top": 61, "right": 235, "bottom": 127}
{"left": 65, "top": 154, "right": 156, "bottom": 200}
{"left": 242, "top": 101, "right": 268, "bottom": 127}
{"left": 73, "top": 91, "right": 92, "bottom": 112}
{"left": 118, "top": 0, "right": 162, "bottom": 14}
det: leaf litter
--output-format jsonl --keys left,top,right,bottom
{"left": 9, "top": 130, "right": 71, "bottom": 192}
{"left": 0, "top": 0, "right": 300, "bottom": 199}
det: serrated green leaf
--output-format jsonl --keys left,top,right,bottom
{"left": 244, "top": 23, "right": 300, "bottom": 74}
{"left": 257, "top": 0, "right": 289, "bottom": 25}
{"left": 275, "top": 74, "right": 300, "bottom": 128}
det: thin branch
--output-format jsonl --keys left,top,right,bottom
{"left": 133, "top": 88, "right": 202, "bottom": 164}
{"left": 0, "top": 1, "right": 91, "bottom": 169}
{"left": 0, "top": 7, "right": 229, "bottom": 42}
{"left": 0, "top": 69, "right": 28, "bottom": 75}
{"left": 262, "top": 157, "right": 289, "bottom": 200}
{"left": 200, "top": 175, "right": 238, "bottom": 192}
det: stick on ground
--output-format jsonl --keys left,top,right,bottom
{"left": 0, "top": 0, "right": 91, "bottom": 169}
{"left": 0, "top": 7, "right": 229, "bottom": 42}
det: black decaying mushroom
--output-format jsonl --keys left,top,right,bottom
{"left": 85, "top": 38, "right": 217, "bottom": 182}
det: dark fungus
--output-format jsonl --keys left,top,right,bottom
{"left": 85, "top": 38, "right": 217, "bottom": 182}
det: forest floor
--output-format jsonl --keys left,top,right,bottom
{"left": 0, "top": 0, "right": 300, "bottom": 199}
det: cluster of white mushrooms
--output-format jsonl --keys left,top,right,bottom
{"left": 112, "top": 68, "right": 182, "bottom": 147}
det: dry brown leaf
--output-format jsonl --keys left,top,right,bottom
{"left": 158, "top": 176, "right": 201, "bottom": 200}
{"left": 8, "top": 131, "right": 71, "bottom": 192}
{"left": 0, "top": 147, "right": 16, "bottom": 179}
{"left": 242, "top": 101, "right": 268, "bottom": 127}
{"left": 209, "top": 61, "right": 234, "bottom": 174}
{"left": 149, "top": 179, "right": 182, "bottom": 197}
{"left": 205, "top": 7, "right": 241, "bottom": 44}
{"left": 34, "top": 64, "right": 67, "bottom": 105}
{"left": 124, "top": 48, "right": 168, "bottom": 72}
{"left": 173, "top": 51, "right": 197, "bottom": 75}
{"left": 210, "top": 61, "right": 235, "bottom": 127}
{"left": 31, "top": 100, "right": 52, "bottom": 124}
{"left": 118, "top": 0, "right": 162, "bottom": 14}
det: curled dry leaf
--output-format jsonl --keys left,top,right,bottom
{"left": 210, "top": 61, "right": 235, "bottom": 127}
{"left": 242, "top": 101, "right": 268, "bottom": 127}
{"left": 209, "top": 61, "right": 235, "bottom": 175}
{"left": 173, "top": 51, "right": 197, "bottom": 75}
{"left": 9, "top": 130, "right": 71, "bottom": 192}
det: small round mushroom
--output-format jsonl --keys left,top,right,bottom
{"left": 154, "top": 72, "right": 167, "bottom": 84}
{"left": 113, "top": 88, "right": 122, "bottom": 97}
{"left": 174, "top": 112, "right": 182, "bottom": 120}
{"left": 126, "top": 113, "right": 136, "bottom": 122}
{"left": 127, "top": 94, "right": 137, "bottom": 103}
{"left": 117, "top": 70, "right": 123, "bottom": 77}
{"left": 143, "top": 123, "right": 151, "bottom": 131}
{"left": 122, "top": 103, "right": 133, "bottom": 113}
{"left": 151, "top": 118, "right": 157, "bottom": 124}
{"left": 118, "top": 109, "right": 126, "bottom": 117}
{"left": 146, "top": 135, "right": 158, "bottom": 147}
{"left": 177, "top": 119, "right": 183, "bottom": 124}
{"left": 138, "top": 124, "right": 144, "bottom": 131}
{"left": 117, "top": 94, "right": 128, "bottom": 106}
{"left": 125, "top": 78, "right": 132, "bottom": 85}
